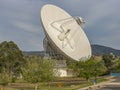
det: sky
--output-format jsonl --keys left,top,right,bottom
{"left": 0, "top": 0, "right": 120, "bottom": 51}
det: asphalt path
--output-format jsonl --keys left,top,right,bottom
{"left": 96, "top": 77, "right": 120, "bottom": 90}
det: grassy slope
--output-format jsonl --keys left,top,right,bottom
{"left": 1, "top": 78, "right": 108, "bottom": 90}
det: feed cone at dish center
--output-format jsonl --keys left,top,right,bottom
{"left": 40, "top": 4, "right": 91, "bottom": 61}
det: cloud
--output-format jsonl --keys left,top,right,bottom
{"left": 93, "top": 33, "right": 120, "bottom": 50}
{"left": 17, "top": 36, "right": 44, "bottom": 51}
{"left": 0, "top": 0, "right": 120, "bottom": 51}
{"left": 12, "top": 21, "right": 41, "bottom": 34}
{"left": 0, "top": 0, "right": 45, "bottom": 51}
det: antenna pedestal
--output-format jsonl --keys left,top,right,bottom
{"left": 43, "top": 37, "right": 65, "bottom": 60}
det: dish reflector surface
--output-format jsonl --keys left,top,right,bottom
{"left": 41, "top": 4, "right": 91, "bottom": 61}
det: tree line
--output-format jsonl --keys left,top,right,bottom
{"left": 0, "top": 41, "right": 120, "bottom": 85}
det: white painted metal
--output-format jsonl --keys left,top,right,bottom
{"left": 41, "top": 4, "right": 91, "bottom": 61}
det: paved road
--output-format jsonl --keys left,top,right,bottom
{"left": 96, "top": 77, "right": 120, "bottom": 90}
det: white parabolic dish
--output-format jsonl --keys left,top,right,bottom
{"left": 41, "top": 4, "right": 91, "bottom": 61}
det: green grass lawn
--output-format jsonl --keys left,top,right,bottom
{"left": 1, "top": 85, "right": 88, "bottom": 90}
{"left": 0, "top": 78, "right": 108, "bottom": 90}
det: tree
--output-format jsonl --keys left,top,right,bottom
{"left": 66, "top": 60, "right": 78, "bottom": 76}
{"left": 77, "top": 57, "right": 106, "bottom": 81}
{"left": 22, "top": 58, "right": 55, "bottom": 83}
{"left": 77, "top": 58, "right": 95, "bottom": 81}
{"left": 22, "top": 58, "right": 55, "bottom": 90}
{"left": 113, "top": 58, "right": 120, "bottom": 73}
{"left": 0, "top": 41, "right": 25, "bottom": 81}
{"left": 0, "top": 69, "right": 12, "bottom": 85}
{"left": 93, "top": 60, "right": 107, "bottom": 79}
{"left": 102, "top": 54, "right": 118, "bottom": 73}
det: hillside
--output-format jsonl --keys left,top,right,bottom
{"left": 91, "top": 44, "right": 120, "bottom": 56}
{"left": 22, "top": 45, "right": 120, "bottom": 56}
{"left": 23, "top": 51, "right": 45, "bottom": 56}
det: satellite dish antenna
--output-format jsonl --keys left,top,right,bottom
{"left": 40, "top": 4, "right": 91, "bottom": 61}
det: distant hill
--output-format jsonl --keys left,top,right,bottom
{"left": 22, "top": 45, "right": 120, "bottom": 56}
{"left": 91, "top": 44, "right": 120, "bottom": 56}
{"left": 23, "top": 51, "right": 45, "bottom": 56}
